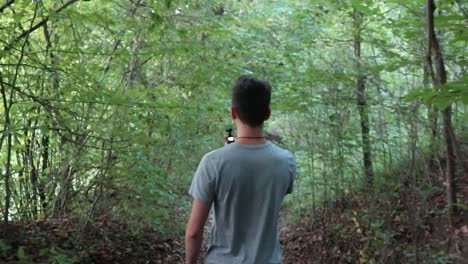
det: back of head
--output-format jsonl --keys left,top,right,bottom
{"left": 232, "top": 76, "right": 272, "bottom": 127}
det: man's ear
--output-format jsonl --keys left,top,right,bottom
{"left": 264, "top": 108, "right": 271, "bottom": 121}
{"left": 231, "top": 107, "right": 237, "bottom": 120}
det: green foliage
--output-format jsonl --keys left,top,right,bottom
{"left": 17, "top": 246, "right": 29, "bottom": 264}
{"left": 0, "top": 239, "right": 12, "bottom": 258}
{"left": 48, "top": 248, "right": 79, "bottom": 264}
{"left": 0, "top": 0, "right": 232, "bottom": 227}
{"left": 0, "top": 1, "right": 466, "bottom": 262}
{"left": 404, "top": 74, "right": 468, "bottom": 109}
{"left": 429, "top": 251, "right": 453, "bottom": 264}
{"left": 403, "top": 250, "right": 453, "bottom": 264}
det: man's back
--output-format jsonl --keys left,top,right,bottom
{"left": 189, "top": 141, "right": 295, "bottom": 264}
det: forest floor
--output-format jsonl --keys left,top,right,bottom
{"left": 1, "top": 162, "right": 467, "bottom": 263}
{"left": 1, "top": 181, "right": 466, "bottom": 264}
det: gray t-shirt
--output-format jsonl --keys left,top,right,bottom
{"left": 189, "top": 141, "right": 296, "bottom": 264}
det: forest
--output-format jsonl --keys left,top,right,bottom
{"left": 0, "top": 0, "right": 467, "bottom": 263}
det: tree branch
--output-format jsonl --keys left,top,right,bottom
{"left": 0, "top": 0, "right": 15, "bottom": 14}
{"left": 3, "top": 0, "right": 79, "bottom": 52}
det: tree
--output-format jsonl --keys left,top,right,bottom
{"left": 425, "top": 0, "right": 459, "bottom": 225}
{"left": 354, "top": 8, "right": 374, "bottom": 189}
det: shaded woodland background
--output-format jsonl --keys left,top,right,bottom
{"left": 0, "top": 0, "right": 467, "bottom": 263}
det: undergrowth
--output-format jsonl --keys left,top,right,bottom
{"left": 282, "top": 142, "right": 468, "bottom": 264}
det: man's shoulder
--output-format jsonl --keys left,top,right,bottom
{"left": 201, "top": 142, "right": 294, "bottom": 163}
{"left": 269, "top": 142, "right": 294, "bottom": 159}
{"left": 201, "top": 145, "right": 230, "bottom": 161}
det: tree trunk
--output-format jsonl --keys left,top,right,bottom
{"left": 425, "top": 59, "right": 439, "bottom": 185}
{"left": 40, "top": 134, "right": 49, "bottom": 216}
{"left": 1, "top": 76, "right": 12, "bottom": 224}
{"left": 442, "top": 107, "right": 457, "bottom": 220}
{"left": 426, "top": 0, "right": 458, "bottom": 224}
{"left": 354, "top": 9, "right": 374, "bottom": 189}
{"left": 42, "top": 15, "right": 60, "bottom": 218}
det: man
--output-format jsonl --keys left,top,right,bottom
{"left": 185, "top": 76, "right": 296, "bottom": 264}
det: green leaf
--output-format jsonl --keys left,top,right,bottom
{"left": 431, "top": 96, "right": 451, "bottom": 110}
{"left": 403, "top": 89, "right": 430, "bottom": 102}
{"left": 462, "top": 95, "right": 468, "bottom": 105}
{"left": 17, "top": 246, "right": 25, "bottom": 260}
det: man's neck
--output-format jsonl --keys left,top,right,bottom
{"left": 235, "top": 123, "right": 266, "bottom": 145}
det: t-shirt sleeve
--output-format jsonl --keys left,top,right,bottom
{"left": 286, "top": 152, "right": 296, "bottom": 195}
{"left": 189, "top": 154, "right": 216, "bottom": 205}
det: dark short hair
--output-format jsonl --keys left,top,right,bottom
{"left": 232, "top": 76, "right": 271, "bottom": 127}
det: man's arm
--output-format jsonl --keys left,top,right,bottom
{"left": 185, "top": 199, "right": 211, "bottom": 264}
